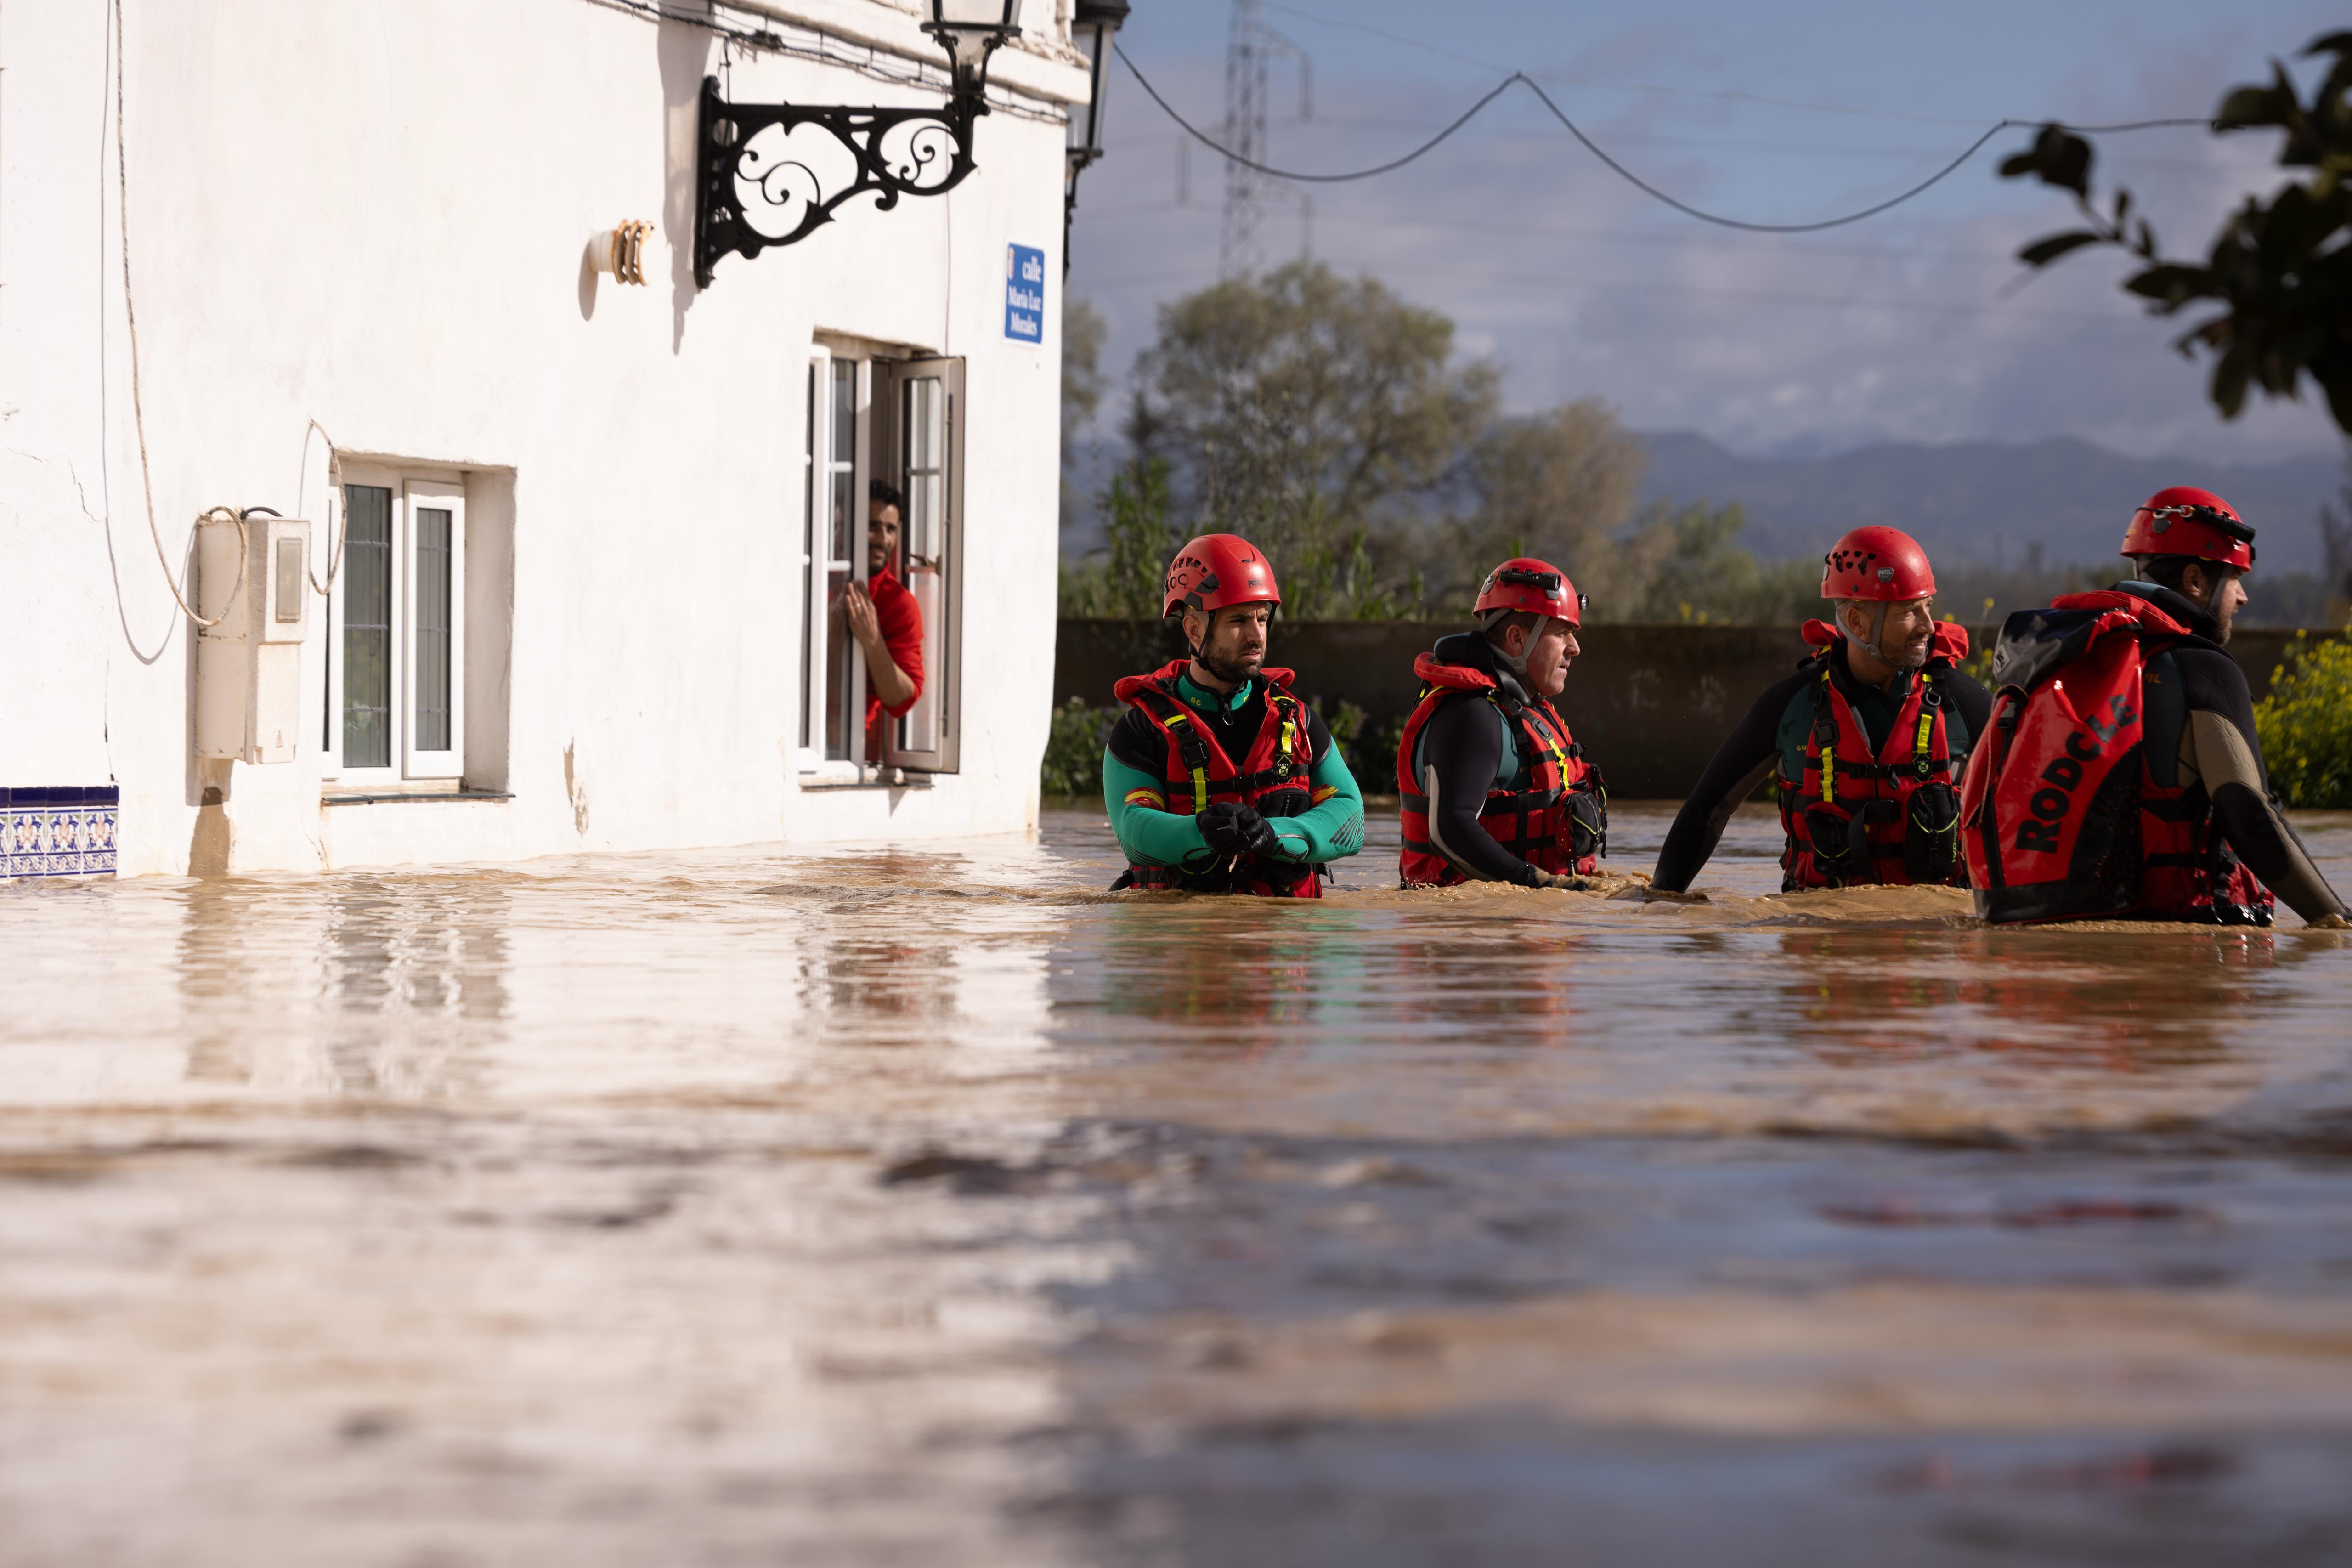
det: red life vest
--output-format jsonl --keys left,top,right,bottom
{"left": 1395, "top": 651, "right": 1606, "bottom": 887}
{"left": 1110, "top": 660, "right": 1323, "bottom": 898}
{"left": 1959, "top": 591, "right": 2273, "bottom": 926}
{"left": 1776, "top": 621, "right": 1970, "bottom": 891}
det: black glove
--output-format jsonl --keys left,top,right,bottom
{"left": 1197, "top": 802, "right": 1279, "bottom": 859}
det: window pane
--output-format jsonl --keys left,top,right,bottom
{"left": 895, "top": 376, "right": 945, "bottom": 755}
{"left": 414, "top": 507, "right": 452, "bottom": 753}
{"left": 341, "top": 485, "right": 393, "bottom": 768}
{"left": 830, "top": 469, "right": 854, "bottom": 585}
{"left": 831, "top": 360, "right": 854, "bottom": 464}
{"left": 824, "top": 360, "right": 858, "bottom": 763}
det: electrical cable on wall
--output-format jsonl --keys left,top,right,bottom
{"left": 113, "top": 0, "right": 345, "bottom": 624}
{"left": 1115, "top": 46, "right": 2210, "bottom": 235}
{"left": 300, "top": 417, "right": 346, "bottom": 597}
{"left": 578, "top": 0, "right": 1068, "bottom": 127}
{"left": 110, "top": 0, "right": 246, "bottom": 628}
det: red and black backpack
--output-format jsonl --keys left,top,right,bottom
{"left": 1959, "top": 591, "right": 2273, "bottom": 926}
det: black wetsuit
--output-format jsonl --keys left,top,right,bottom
{"left": 1406, "top": 633, "right": 1555, "bottom": 886}
{"left": 2108, "top": 582, "right": 2345, "bottom": 923}
{"left": 1652, "top": 645, "right": 1991, "bottom": 894}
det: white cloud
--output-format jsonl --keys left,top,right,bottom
{"left": 1069, "top": 24, "right": 2345, "bottom": 464}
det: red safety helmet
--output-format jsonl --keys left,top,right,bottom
{"left": 2120, "top": 486, "right": 2256, "bottom": 572}
{"left": 1474, "top": 557, "right": 1585, "bottom": 627}
{"left": 1821, "top": 525, "right": 1935, "bottom": 601}
{"left": 1162, "top": 533, "right": 1280, "bottom": 619}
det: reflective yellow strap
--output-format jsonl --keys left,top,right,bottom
{"left": 1162, "top": 711, "right": 1209, "bottom": 812}
{"left": 1493, "top": 694, "right": 1570, "bottom": 779}
{"left": 1536, "top": 712, "right": 1569, "bottom": 774}
{"left": 1913, "top": 710, "right": 1934, "bottom": 763}
{"left": 1818, "top": 669, "right": 1836, "bottom": 804}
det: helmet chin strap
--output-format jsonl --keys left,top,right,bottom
{"left": 1851, "top": 602, "right": 1927, "bottom": 670}
{"left": 1481, "top": 610, "right": 1532, "bottom": 676}
{"left": 1188, "top": 610, "right": 1258, "bottom": 688}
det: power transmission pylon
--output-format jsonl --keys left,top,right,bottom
{"left": 1220, "top": 0, "right": 1310, "bottom": 280}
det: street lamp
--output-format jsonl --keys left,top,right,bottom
{"left": 925, "top": 0, "right": 1028, "bottom": 98}
{"left": 1062, "top": 0, "right": 1130, "bottom": 272}
{"left": 693, "top": 0, "right": 1031, "bottom": 286}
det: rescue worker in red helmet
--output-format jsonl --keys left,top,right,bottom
{"left": 1980, "top": 487, "right": 2343, "bottom": 926}
{"left": 1651, "top": 526, "right": 1991, "bottom": 894}
{"left": 1396, "top": 558, "right": 1606, "bottom": 889}
{"left": 1102, "top": 534, "right": 1365, "bottom": 896}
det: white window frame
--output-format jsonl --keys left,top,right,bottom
{"left": 877, "top": 356, "right": 963, "bottom": 775}
{"left": 403, "top": 479, "right": 467, "bottom": 780}
{"left": 324, "top": 466, "right": 468, "bottom": 787}
{"left": 797, "top": 350, "right": 870, "bottom": 779}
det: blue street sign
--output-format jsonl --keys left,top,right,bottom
{"left": 1004, "top": 243, "right": 1045, "bottom": 343}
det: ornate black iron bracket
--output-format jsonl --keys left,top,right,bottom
{"left": 693, "top": 76, "right": 984, "bottom": 287}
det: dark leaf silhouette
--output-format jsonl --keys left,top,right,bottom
{"left": 2018, "top": 231, "right": 2103, "bottom": 267}
{"left": 1996, "top": 29, "right": 2352, "bottom": 436}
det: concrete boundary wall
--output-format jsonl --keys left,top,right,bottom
{"left": 1053, "top": 620, "right": 2335, "bottom": 799}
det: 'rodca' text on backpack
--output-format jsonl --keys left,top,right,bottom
{"left": 1959, "top": 591, "right": 2270, "bottom": 925}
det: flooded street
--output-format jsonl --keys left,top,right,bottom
{"left": 5, "top": 804, "right": 2352, "bottom": 1566}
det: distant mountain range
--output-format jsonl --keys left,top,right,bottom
{"left": 1639, "top": 432, "right": 2345, "bottom": 576}
{"left": 1060, "top": 431, "right": 2347, "bottom": 577}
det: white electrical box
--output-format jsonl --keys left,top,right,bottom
{"left": 195, "top": 514, "right": 311, "bottom": 764}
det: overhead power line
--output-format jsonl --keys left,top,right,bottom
{"left": 1080, "top": 200, "right": 2030, "bottom": 265}
{"left": 1255, "top": 0, "right": 2120, "bottom": 130}
{"left": 1115, "top": 47, "right": 2209, "bottom": 235}
{"left": 1074, "top": 257, "right": 2165, "bottom": 329}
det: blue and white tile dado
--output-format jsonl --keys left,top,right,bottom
{"left": 1, "top": 787, "right": 119, "bottom": 880}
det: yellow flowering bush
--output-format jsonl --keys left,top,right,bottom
{"left": 2255, "top": 633, "right": 2352, "bottom": 809}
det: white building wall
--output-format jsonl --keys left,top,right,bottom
{"left": 0, "top": 0, "right": 1083, "bottom": 875}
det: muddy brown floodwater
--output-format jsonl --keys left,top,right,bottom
{"left": 3, "top": 802, "right": 2351, "bottom": 1566}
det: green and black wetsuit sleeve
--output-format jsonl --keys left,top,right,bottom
{"left": 1265, "top": 717, "right": 1365, "bottom": 866}
{"left": 1651, "top": 666, "right": 1814, "bottom": 894}
{"left": 2176, "top": 649, "right": 2347, "bottom": 923}
{"left": 1101, "top": 702, "right": 1364, "bottom": 872}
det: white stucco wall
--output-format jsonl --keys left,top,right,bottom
{"left": 0, "top": 0, "right": 1082, "bottom": 874}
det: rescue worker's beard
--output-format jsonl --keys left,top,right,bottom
{"left": 2195, "top": 571, "right": 2239, "bottom": 645}
{"left": 1192, "top": 633, "right": 1261, "bottom": 686}
{"left": 1851, "top": 602, "right": 1929, "bottom": 671}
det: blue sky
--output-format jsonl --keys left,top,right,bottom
{"left": 1065, "top": 0, "right": 2347, "bottom": 462}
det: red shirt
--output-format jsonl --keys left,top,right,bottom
{"left": 864, "top": 565, "right": 926, "bottom": 756}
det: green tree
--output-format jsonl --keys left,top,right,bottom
{"left": 1134, "top": 260, "right": 1498, "bottom": 616}
{"left": 1450, "top": 398, "right": 1648, "bottom": 610}
{"left": 1616, "top": 501, "right": 1818, "bottom": 624}
{"left": 1061, "top": 451, "right": 1178, "bottom": 618}
{"left": 1999, "top": 31, "right": 2352, "bottom": 431}
{"left": 1060, "top": 296, "right": 1108, "bottom": 530}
